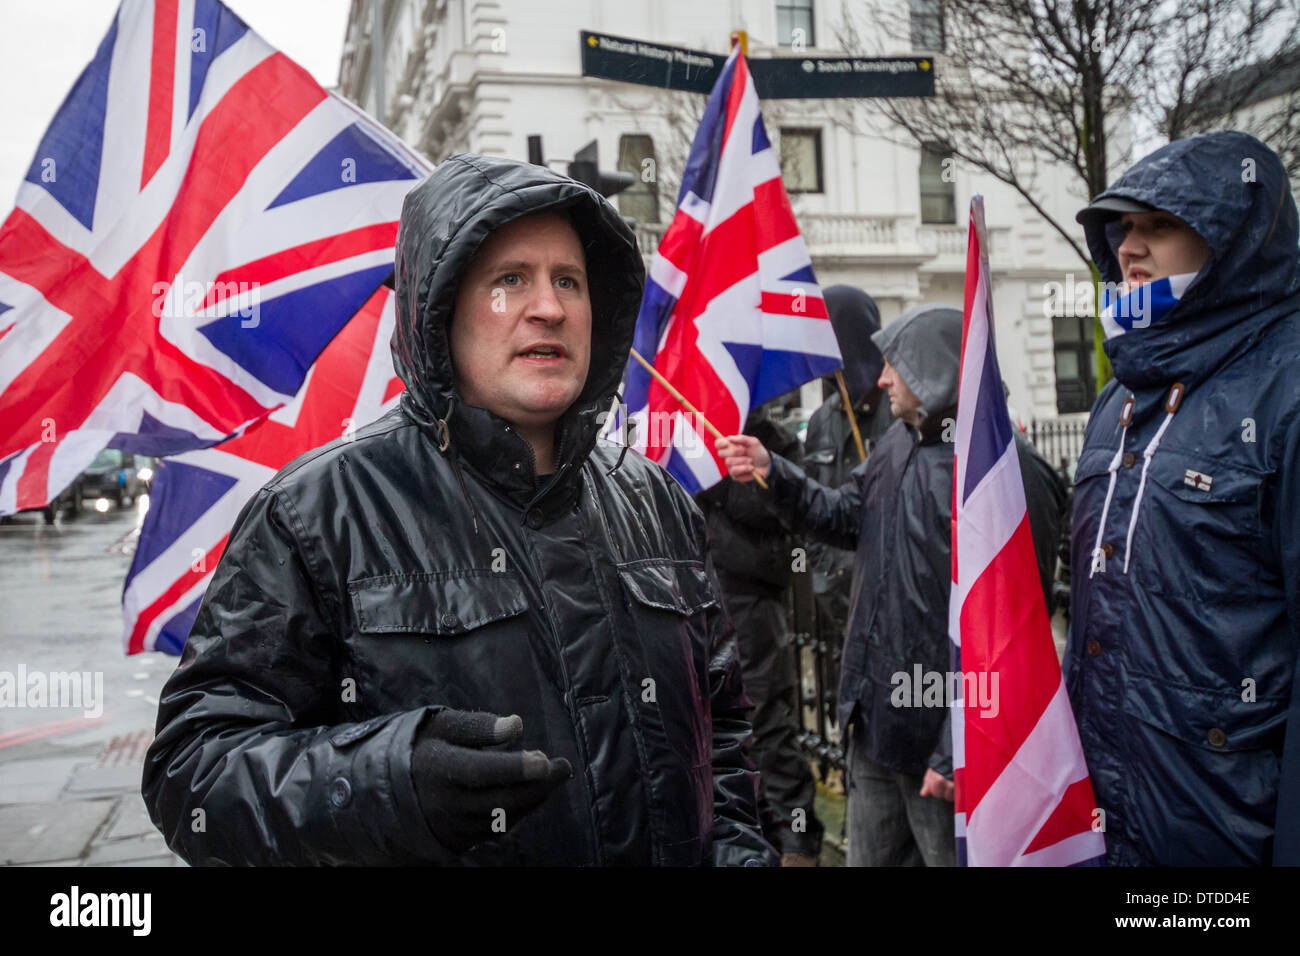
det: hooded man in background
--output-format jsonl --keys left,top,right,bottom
{"left": 801, "top": 286, "right": 894, "bottom": 738}
{"left": 142, "top": 155, "right": 778, "bottom": 867}
{"left": 717, "top": 304, "right": 1065, "bottom": 866}
{"left": 1068, "top": 131, "right": 1300, "bottom": 865}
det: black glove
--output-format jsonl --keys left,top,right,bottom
{"left": 410, "top": 708, "right": 572, "bottom": 855}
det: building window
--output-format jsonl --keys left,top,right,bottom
{"left": 1052, "top": 313, "right": 1097, "bottom": 414}
{"left": 617, "top": 134, "right": 659, "bottom": 223}
{"left": 779, "top": 128, "right": 823, "bottom": 193}
{"left": 777, "top": 0, "right": 815, "bottom": 48}
{"left": 919, "top": 144, "right": 955, "bottom": 223}
{"left": 910, "top": 0, "right": 945, "bottom": 52}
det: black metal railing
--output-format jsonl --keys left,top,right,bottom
{"left": 1026, "top": 417, "right": 1089, "bottom": 475}
{"left": 788, "top": 570, "right": 845, "bottom": 774}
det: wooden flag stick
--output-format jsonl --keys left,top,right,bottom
{"left": 834, "top": 370, "right": 868, "bottom": 463}
{"left": 629, "top": 348, "right": 768, "bottom": 489}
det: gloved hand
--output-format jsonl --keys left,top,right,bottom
{"left": 410, "top": 708, "right": 572, "bottom": 855}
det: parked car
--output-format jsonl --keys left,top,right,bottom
{"left": 79, "top": 449, "right": 153, "bottom": 508}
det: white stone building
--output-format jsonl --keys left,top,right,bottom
{"left": 337, "top": 0, "right": 1109, "bottom": 427}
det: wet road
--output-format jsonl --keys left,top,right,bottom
{"left": 0, "top": 497, "right": 174, "bottom": 739}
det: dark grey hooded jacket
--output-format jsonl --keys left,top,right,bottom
{"left": 764, "top": 304, "right": 1064, "bottom": 777}
{"left": 1065, "top": 131, "right": 1300, "bottom": 865}
{"left": 141, "top": 154, "right": 777, "bottom": 866}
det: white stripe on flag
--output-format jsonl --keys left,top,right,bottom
{"left": 965, "top": 677, "right": 1099, "bottom": 866}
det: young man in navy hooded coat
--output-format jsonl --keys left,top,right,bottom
{"left": 1068, "top": 131, "right": 1300, "bottom": 865}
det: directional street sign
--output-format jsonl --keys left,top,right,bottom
{"left": 580, "top": 30, "right": 934, "bottom": 98}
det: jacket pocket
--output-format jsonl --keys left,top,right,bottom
{"left": 616, "top": 560, "right": 717, "bottom": 770}
{"left": 1131, "top": 453, "right": 1264, "bottom": 604}
{"left": 349, "top": 569, "right": 529, "bottom": 635}
{"left": 617, "top": 559, "right": 719, "bottom": 616}
{"left": 1117, "top": 670, "right": 1284, "bottom": 864}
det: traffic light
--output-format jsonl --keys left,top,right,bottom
{"left": 567, "top": 140, "right": 634, "bottom": 200}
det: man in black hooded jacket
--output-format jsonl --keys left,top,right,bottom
{"left": 141, "top": 155, "right": 778, "bottom": 867}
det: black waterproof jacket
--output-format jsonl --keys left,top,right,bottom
{"left": 1066, "top": 132, "right": 1300, "bottom": 865}
{"left": 695, "top": 404, "right": 804, "bottom": 598}
{"left": 764, "top": 305, "right": 1065, "bottom": 777}
{"left": 141, "top": 155, "right": 777, "bottom": 867}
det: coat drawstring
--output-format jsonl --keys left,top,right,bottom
{"left": 1089, "top": 396, "right": 1133, "bottom": 579}
{"left": 1122, "top": 383, "right": 1184, "bottom": 573}
{"left": 436, "top": 397, "right": 482, "bottom": 537}
{"left": 1090, "top": 384, "right": 1184, "bottom": 577}
{"left": 605, "top": 391, "right": 635, "bottom": 478}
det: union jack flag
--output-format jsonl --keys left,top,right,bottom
{"left": 0, "top": 0, "right": 429, "bottom": 516}
{"left": 122, "top": 285, "right": 403, "bottom": 655}
{"left": 950, "top": 197, "right": 1106, "bottom": 866}
{"left": 621, "top": 47, "right": 840, "bottom": 493}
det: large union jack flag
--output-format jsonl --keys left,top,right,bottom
{"left": 122, "top": 285, "right": 403, "bottom": 655}
{"left": 621, "top": 47, "right": 840, "bottom": 493}
{"left": 950, "top": 197, "right": 1106, "bottom": 866}
{"left": 0, "top": 0, "right": 428, "bottom": 516}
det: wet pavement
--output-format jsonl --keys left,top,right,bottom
{"left": 0, "top": 499, "right": 183, "bottom": 866}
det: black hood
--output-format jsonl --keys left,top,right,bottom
{"left": 823, "top": 285, "right": 884, "bottom": 403}
{"left": 1080, "top": 131, "right": 1300, "bottom": 395}
{"left": 390, "top": 154, "right": 645, "bottom": 508}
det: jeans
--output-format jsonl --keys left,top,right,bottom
{"left": 845, "top": 719, "right": 956, "bottom": 867}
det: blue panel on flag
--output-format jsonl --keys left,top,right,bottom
{"left": 665, "top": 446, "right": 704, "bottom": 495}
{"left": 722, "top": 341, "right": 763, "bottom": 390}
{"left": 156, "top": 593, "right": 204, "bottom": 655}
{"left": 0, "top": 300, "right": 11, "bottom": 317}
{"left": 752, "top": 117, "right": 770, "bottom": 154}
{"left": 780, "top": 264, "right": 816, "bottom": 284}
{"left": 188, "top": 0, "right": 252, "bottom": 119}
{"left": 196, "top": 263, "right": 391, "bottom": 395}
{"left": 675, "top": 55, "right": 736, "bottom": 207}
{"left": 751, "top": 346, "right": 840, "bottom": 408}
{"left": 110, "top": 411, "right": 215, "bottom": 457}
{"left": 0, "top": 456, "right": 12, "bottom": 498}
{"left": 962, "top": 336, "right": 1014, "bottom": 502}
{"left": 23, "top": 11, "right": 118, "bottom": 231}
{"left": 128, "top": 459, "right": 238, "bottom": 573}
{"left": 625, "top": 280, "right": 679, "bottom": 410}
{"left": 267, "top": 123, "right": 419, "bottom": 210}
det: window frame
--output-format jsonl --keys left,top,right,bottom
{"left": 776, "top": 0, "right": 816, "bottom": 48}
{"left": 779, "top": 127, "right": 825, "bottom": 195}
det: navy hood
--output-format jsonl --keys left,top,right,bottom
{"left": 823, "top": 285, "right": 884, "bottom": 402}
{"left": 1081, "top": 131, "right": 1300, "bottom": 394}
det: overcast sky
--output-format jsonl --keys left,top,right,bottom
{"left": 0, "top": 0, "right": 352, "bottom": 206}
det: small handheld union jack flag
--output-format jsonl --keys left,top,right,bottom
{"left": 620, "top": 45, "right": 841, "bottom": 493}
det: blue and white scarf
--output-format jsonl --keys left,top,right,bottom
{"left": 1099, "top": 272, "right": 1198, "bottom": 339}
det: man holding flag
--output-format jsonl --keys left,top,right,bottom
{"left": 716, "top": 300, "right": 1064, "bottom": 865}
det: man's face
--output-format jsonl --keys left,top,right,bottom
{"left": 449, "top": 212, "right": 592, "bottom": 432}
{"left": 1114, "top": 210, "right": 1211, "bottom": 290}
{"left": 877, "top": 358, "right": 923, "bottom": 426}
